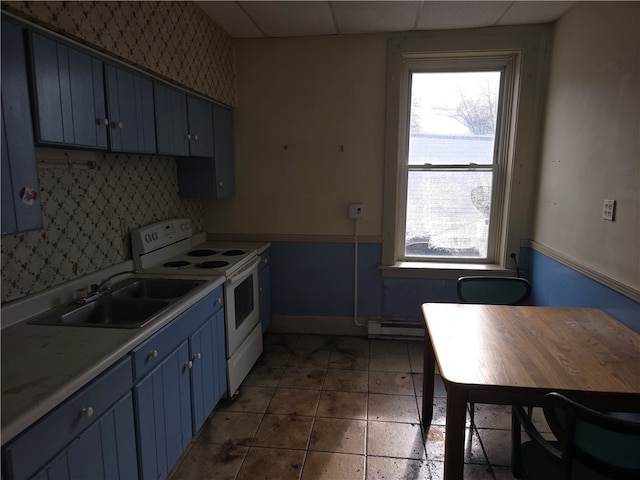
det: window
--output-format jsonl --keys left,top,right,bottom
{"left": 401, "top": 66, "right": 508, "bottom": 263}
{"left": 381, "top": 29, "right": 551, "bottom": 275}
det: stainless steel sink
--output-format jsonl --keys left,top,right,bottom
{"left": 111, "top": 278, "right": 205, "bottom": 300}
{"left": 27, "top": 277, "right": 207, "bottom": 328}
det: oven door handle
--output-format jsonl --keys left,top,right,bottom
{"left": 227, "top": 256, "right": 260, "bottom": 286}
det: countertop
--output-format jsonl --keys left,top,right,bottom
{"left": 1, "top": 274, "right": 225, "bottom": 444}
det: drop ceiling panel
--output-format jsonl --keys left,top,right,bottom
{"left": 195, "top": 1, "right": 264, "bottom": 38}
{"left": 417, "top": 1, "right": 510, "bottom": 30}
{"left": 240, "top": 1, "right": 337, "bottom": 37}
{"left": 331, "top": 1, "right": 421, "bottom": 34}
{"left": 498, "top": 1, "right": 575, "bottom": 25}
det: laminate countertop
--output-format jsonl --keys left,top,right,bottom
{"left": 1, "top": 275, "right": 224, "bottom": 444}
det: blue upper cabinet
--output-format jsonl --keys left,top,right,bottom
{"left": 28, "top": 31, "right": 108, "bottom": 149}
{"left": 154, "top": 83, "right": 215, "bottom": 158}
{"left": 186, "top": 95, "right": 215, "bottom": 157}
{"left": 154, "top": 83, "right": 190, "bottom": 156}
{"left": 176, "top": 103, "right": 235, "bottom": 198}
{"left": 104, "top": 64, "right": 156, "bottom": 154}
{"left": 1, "top": 19, "right": 42, "bottom": 236}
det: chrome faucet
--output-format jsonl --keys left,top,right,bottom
{"left": 76, "top": 270, "right": 136, "bottom": 304}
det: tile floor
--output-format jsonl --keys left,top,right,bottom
{"left": 168, "top": 333, "right": 550, "bottom": 480}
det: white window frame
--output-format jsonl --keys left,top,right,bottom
{"left": 398, "top": 57, "right": 516, "bottom": 265}
{"left": 381, "top": 28, "right": 551, "bottom": 278}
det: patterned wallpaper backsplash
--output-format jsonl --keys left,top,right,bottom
{"left": 2, "top": 1, "right": 236, "bottom": 106}
{"left": 1, "top": 153, "right": 205, "bottom": 303}
{"left": 1, "top": 2, "right": 234, "bottom": 303}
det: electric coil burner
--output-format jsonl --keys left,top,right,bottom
{"left": 131, "top": 218, "right": 264, "bottom": 396}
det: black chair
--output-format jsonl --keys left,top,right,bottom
{"left": 456, "top": 275, "right": 532, "bottom": 424}
{"left": 512, "top": 392, "right": 640, "bottom": 479}
{"left": 456, "top": 276, "right": 531, "bottom": 305}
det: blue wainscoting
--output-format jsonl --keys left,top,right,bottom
{"left": 270, "top": 241, "right": 458, "bottom": 321}
{"left": 527, "top": 248, "right": 640, "bottom": 333}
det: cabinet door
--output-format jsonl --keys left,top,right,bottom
{"left": 154, "top": 83, "right": 189, "bottom": 156}
{"left": 31, "top": 393, "right": 138, "bottom": 480}
{"left": 1, "top": 19, "right": 42, "bottom": 235}
{"left": 135, "top": 341, "right": 192, "bottom": 480}
{"left": 105, "top": 64, "right": 157, "bottom": 154}
{"left": 212, "top": 103, "right": 235, "bottom": 198}
{"left": 29, "top": 32, "right": 108, "bottom": 149}
{"left": 186, "top": 95, "right": 214, "bottom": 157}
{"left": 259, "top": 263, "right": 272, "bottom": 334}
{"left": 189, "top": 309, "right": 227, "bottom": 432}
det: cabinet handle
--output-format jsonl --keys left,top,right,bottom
{"left": 215, "top": 298, "right": 222, "bottom": 305}
{"left": 193, "top": 353, "right": 202, "bottom": 361}
{"left": 97, "top": 118, "right": 109, "bottom": 126}
{"left": 113, "top": 120, "right": 124, "bottom": 129}
{"left": 185, "top": 133, "right": 192, "bottom": 140}
{"left": 149, "top": 350, "right": 158, "bottom": 359}
{"left": 185, "top": 360, "right": 193, "bottom": 369}
{"left": 218, "top": 181, "right": 223, "bottom": 186}
{"left": 81, "top": 407, "right": 94, "bottom": 418}
{"left": 192, "top": 134, "right": 198, "bottom": 141}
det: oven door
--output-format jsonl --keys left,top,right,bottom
{"left": 224, "top": 256, "right": 261, "bottom": 358}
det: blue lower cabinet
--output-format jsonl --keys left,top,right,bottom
{"left": 32, "top": 393, "right": 138, "bottom": 480}
{"left": 135, "top": 341, "right": 192, "bottom": 480}
{"left": 2, "top": 357, "right": 135, "bottom": 480}
{"left": 189, "top": 309, "right": 227, "bottom": 433}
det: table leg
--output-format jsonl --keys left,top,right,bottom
{"left": 422, "top": 332, "right": 435, "bottom": 428}
{"left": 444, "top": 384, "right": 467, "bottom": 480}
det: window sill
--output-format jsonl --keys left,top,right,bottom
{"left": 379, "top": 261, "right": 512, "bottom": 279}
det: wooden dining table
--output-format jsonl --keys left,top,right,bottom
{"left": 421, "top": 303, "right": 640, "bottom": 480}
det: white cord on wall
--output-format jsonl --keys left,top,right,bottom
{"left": 353, "top": 217, "right": 366, "bottom": 327}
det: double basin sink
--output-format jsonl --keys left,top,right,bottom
{"left": 28, "top": 277, "right": 207, "bottom": 329}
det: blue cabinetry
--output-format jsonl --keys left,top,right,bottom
{"left": 133, "top": 287, "right": 226, "bottom": 479}
{"left": 28, "top": 31, "right": 108, "bottom": 149}
{"left": 1, "top": 19, "right": 42, "bottom": 236}
{"left": 2, "top": 357, "right": 136, "bottom": 480}
{"left": 104, "top": 64, "right": 156, "bottom": 154}
{"left": 177, "top": 103, "right": 235, "bottom": 198}
{"left": 259, "top": 249, "right": 272, "bottom": 333}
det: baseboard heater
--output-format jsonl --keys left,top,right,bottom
{"left": 367, "top": 319, "right": 425, "bottom": 339}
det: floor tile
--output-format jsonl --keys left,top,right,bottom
{"left": 367, "top": 421, "right": 425, "bottom": 459}
{"left": 328, "top": 349, "right": 370, "bottom": 370}
{"left": 288, "top": 348, "right": 331, "bottom": 368}
{"left": 316, "top": 390, "right": 368, "bottom": 420}
{"left": 369, "top": 371, "right": 415, "bottom": 395}
{"left": 263, "top": 333, "right": 299, "bottom": 350}
{"left": 473, "top": 404, "right": 512, "bottom": 430}
{"left": 169, "top": 442, "right": 248, "bottom": 480}
{"left": 409, "top": 348, "right": 424, "bottom": 373}
{"left": 267, "top": 388, "right": 320, "bottom": 416}
{"left": 301, "top": 451, "right": 365, "bottom": 480}
{"left": 478, "top": 428, "right": 512, "bottom": 467}
{"left": 334, "top": 336, "right": 371, "bottom": 354}
{"left": 242, "top": 364, "right": 284, "bottom": 387}
{"left": 370, "top": 339, "right": 409, "bottom": 355}
{"left": 429, "top": 461, "right": 497, "bottom": 480}
{"left": 368, "top": 393, "right": 420, "bottom": 423}
{"left": 366, "top": 456, "right": 430, "bottom": 480}
{"left": 257, "top": 348, "right": 291, "bottom": 368}
{"left": 323, "top": 369, "right": 369, "bottom": 392}
{"left": 278, "top": 366, "right": 326, "bottom": 389}
{"left": 235, "top": 447, "right": 304, "bottom": 480}
{"left": 309, "top": 417, "right": 366, "bottom": 454}
{"left": 252, "top": 414, "right": 314, "bottom": 449}
{"left": 295, "top": 334, "right": 338, "bottom": 350}
{"left": 196, "top": 411, "right": 262, "bottom": 445}
{"left": 423, "top": 425, "right": 486, "bottom": 464}
{"left": 369, "top": 352, "right": 411, "bottom": 373}
{"left": 218, "top": 386, "right": 274, "bottom": 413}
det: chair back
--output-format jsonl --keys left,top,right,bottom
{"left": 543, "top": 392, "right": 640, "bottom": 479}
{"left": 456, "top": 276, "right": 531, "bottom": 305}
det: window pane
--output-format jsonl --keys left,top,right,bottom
{"left": 405, "top": 170, "right": 492, "bottom": 258}
{"left": 408, "top": 71, "right": 501, "bottom": 165}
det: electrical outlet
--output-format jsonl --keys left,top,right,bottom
{"left": 602, "top": 199, "right": 615, "bottom": 221}
{"left": 348, "top": 204, "right": 363, "bottom": 219}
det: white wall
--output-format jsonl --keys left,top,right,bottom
{"left": 533, "top": 2, "right": 639, "bottom": 292}
{"left": 204, "top": 34, "right": 387, "bottom": 237}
